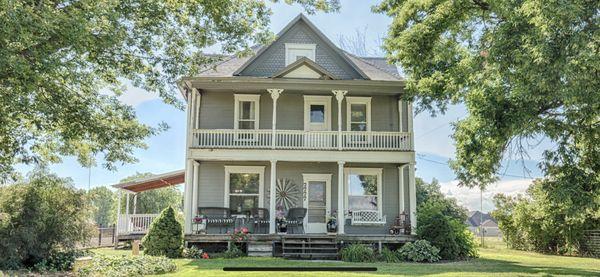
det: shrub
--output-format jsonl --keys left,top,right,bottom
{"left": 378, "top": 247, "right": 400, "bottom": 263}
{"left": 0, "top": 169, "right": 93, "bottom": 270}
{"left": 398, "top": 240, "right": 441, "bottom": 262}
{"left": 222, "top": 243, "right": 245, "bottom": 259}
{"left": 32, "top": 250, "right": 88, "bottom": 272}
{"left": 142, "top": 206, "right": 183, "bottom": 258}
{"left": 182, "top": 246, "right": 204, "bottom": 259}
{"left": 417, "top": 201, "right": 477, "bottom": 260}
{"left": 78, "top": 254, "right": 176, "bottom": 276}
{"left": 340, "top": 244, "right": 375, "bottom": 262}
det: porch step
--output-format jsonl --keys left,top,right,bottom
{"left": 282, "top": 236, "right": 339, "bottom": 260}
{"left": 247, "top": 242, "right": 273, "bottom": 257}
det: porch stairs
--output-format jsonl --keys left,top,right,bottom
{"left": 282, "top": 235, "right": 339, "bottom": 259}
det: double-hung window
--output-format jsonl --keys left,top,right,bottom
{"left": 234, "top": 94, "right": 260, "bottom": 140}
{"left": 285, "top": 43, "right": 316, "bottom": 65}
{"left": 345, "top": 168, "right": 383, "bottom": 214}
{"left": 234, "top": 94, "right": 260, "bottom": 130}
{"left": 346, "top": 97, "right": 371, "bottom": 143}
{"left": 224, "top": 166, "right": 264, "bottom": 212}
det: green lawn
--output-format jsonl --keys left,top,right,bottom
{"left": 92, "top": 239, "right": 600, "bottom": 276}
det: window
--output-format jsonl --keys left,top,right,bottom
{"left": 285, "top": 43, "right": 316, "bottom": 66}
{"left": 345, "top": 168, "right": 383, "bottom": 214}
{"left": 234, "top": 94, "right": 260, "bottom": 130}
{"left": 303, "top": 95, "right": 331, "bottom": 131}
{"left": 224, "top": 166, "right": 265, "bottom": 212}
{"left": 346, "top": 97, "right": 371, "bottom": 132}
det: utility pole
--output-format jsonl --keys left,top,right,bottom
{"left": 480, "top": 188, "right": 484, "bottom": 247}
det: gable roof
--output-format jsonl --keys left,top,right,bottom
{"left": 195, "top": 15, "right": 402, "bottom": 81}
{"left": 272, "top": 57, "right": 338, "bottom": 79}
{"left": 233, "top": 14, "right": 369, "bottom": 79}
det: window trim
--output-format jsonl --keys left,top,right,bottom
{"left": 346, "top": 97, "right": 372, "bottom": 132}
{"left": 285, "top": 43, "right": 316, "bottom": 66}
{"left": 344, "top": 167, "right": 383, "bottom": 216}
{"left": 303, "top": 95, "right": 332, "bottom": 131}
{"left": 224, "top": 166, "right": 265, "bottom": 210}
{"left": 234, "top": 94, "right": 260, "bottom": 130}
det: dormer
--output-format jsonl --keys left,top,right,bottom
{"left": 285, "top": 43, "right": 316, "bottom": 65}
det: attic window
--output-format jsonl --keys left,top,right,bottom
{"left": 285, "top": 43, "right": 316, "bottom": 65}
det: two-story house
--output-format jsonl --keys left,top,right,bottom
{"left": 174, "top": 14, "right": 416, "bottom": 255}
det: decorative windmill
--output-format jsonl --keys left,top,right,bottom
{"left": 267, "top": 178, "right": 300, "bottom": 210}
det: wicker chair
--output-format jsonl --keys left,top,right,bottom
{"left": 197, "top": 207, "right": 235, "bottom": 234}
{"left": 250, "top": 208, "right": 270, "bottom": 234}
{"left": 285, "top": 207, "right": 307, "bottom": 234}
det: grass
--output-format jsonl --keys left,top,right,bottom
{"left": 91, "top": 238, "right": 600, "bottom": 276}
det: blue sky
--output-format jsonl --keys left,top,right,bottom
{"left": 33, "top": 0, "right": 552, "bottom": 212}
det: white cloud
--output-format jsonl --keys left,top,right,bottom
{"left": 118, "top": 86, "right": 160, "bottom": 107}
{"left": 440, "top": 179, "right": 532, "bottom": 212}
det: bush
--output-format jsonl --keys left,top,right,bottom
{"left": 0, "top": 169, "right": 93, "bottom": 270}
{"left": 142, "top": 206, "right": 183, "bottom": 258}
{"left": 378, "top": 247, "right": 400, "bottom": 263}
{"left": 222, "top": 243, "right": 245, "bottom": 259}
{"left": 340, "top": 244, "right": 375, "bottom": 262}
{"left": 417, "top": 201, "right": 477, "bottom": 260}
{"left": 398, "top": 240, "right": 441, "bottom": 262}
{"left": 32, "top": 250, "right": 88, "bottom": 272}
{"left": 182, "top": 246, "right": 204, "bottom": 259}
{"left": 78, "top": 254, "right": 176, "bottom": 276}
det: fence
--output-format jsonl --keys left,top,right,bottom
{"left": 583, "top": 230, "right": 600, "bottom": 257}
{"left": 87, "top": 226, "right": 116, "bottom": 248}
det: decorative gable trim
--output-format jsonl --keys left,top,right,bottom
{"left": 272, "top": 57, "right": 338, "bottom": 80}
{"left": 232, "top": 14, "right": 369, "bottom": 79}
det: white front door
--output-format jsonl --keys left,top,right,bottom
{"left": 302, "top": 174, "right": 332, "bottom": 233}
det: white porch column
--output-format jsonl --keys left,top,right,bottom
{"left": 183, "top": 159, "right": 194, "bottom": 234}
{"left": 192, "top": 161, "right": 200, "bottom": 217}
{"left": 268, "top": 89, "right": 283, "bottom": 149}
{"left": 332, "top": 90, "right": 348, "bottom": 150}
{"left": 114, "top": 189, "right": 122, "bottom": 247}
{"left": 398, "top": 165, "right": 407, "bottom": 214}
{"left": 269, "top": 160, "right": 277, "bottom": 234}
{"left": 407, "top": 101, "right": 414, "bottom": 149}
{"left": 132, "top": 194, "right": 137, "bottom": 215}
{"left": 125, "top": 192, "right": 130, "bottom": 233}
{"left": 337, "top": 161, "right": 345, "bottom": 234}
{"left": 408, "top": 162, "right": 417, "bottom": 234}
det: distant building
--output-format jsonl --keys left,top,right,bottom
{"left": 466, "top": 211, "right": 501, "bottom": 237}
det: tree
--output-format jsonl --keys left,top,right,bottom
{"left": 0, "top": 168, "right": 93, "bottom": 269}
{"left": 87, "top": 186, "right": 116, "bottom": 227}
{"left": 0, "top": 0, "right": 340, "bottom": 180}
{"left": 142, "top": 206, "right": 183, "bottom": 258}
{"left": 375, "top": 0, "right": 599, "bottom": 186}
{"left": 376, "top": 0, "right": 599, "bottom": 255}
{"left": 119, "top": 173, "right": 182, "bottom": 214}
{"left": 416, "top": 178, "right": 467, "bottom": 222}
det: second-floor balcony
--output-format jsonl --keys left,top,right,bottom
{"left": 192, "top": 129, "right": 413, "bottom": 151}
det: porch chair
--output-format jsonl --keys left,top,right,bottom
{"left": 197, "top": 207, "right": 235, "bottom": 234}
{"left": 285, "top": 207, "right": 307, "bottom": 234}
{"left": 250, "top": 208, "right": 270, "bottom": 234}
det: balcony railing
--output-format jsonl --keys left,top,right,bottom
{"left": 192, "top": 129, "right": 412, "bottom": 151}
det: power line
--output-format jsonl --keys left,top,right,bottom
{"left": 416, "top": 154, "right": 539, "bottom": 180}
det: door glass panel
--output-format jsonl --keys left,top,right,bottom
{"left": 350, "top": 104, "right": 367, "bottom": 121}
{"left": 238, "top": 121, "right": 255, "bottom": 130}
{"left": 310, "top": 105, "right": 325, "bottom": 123}
{"left": 308, "top": 181, "right": 326, "bottom": 223}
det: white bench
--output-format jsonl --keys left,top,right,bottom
{"left": 350, "top": 210, "right": 387, "bottom": 226}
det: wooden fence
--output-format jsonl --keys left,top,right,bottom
{"left": 583, "top": 230, "right": 600, "bottom": 257}
{"left": 86, "top": 226, "right": 116, "bottom": 248}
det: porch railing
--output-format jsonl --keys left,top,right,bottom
{"left": 192, "top": 129, "right": 412, "bottom": 151}
{"left": 117, "top": 214, "right": 159, "bottom": 235}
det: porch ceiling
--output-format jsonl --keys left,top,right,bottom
{"left": 112, "top": 169, "right": 185, "bottom": 193}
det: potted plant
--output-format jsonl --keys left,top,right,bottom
{"left": 326, "top": 210, "right": 337, "bottom": 234}
{"left": 275, "top": 205, "right": 287, "bottom": 233}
